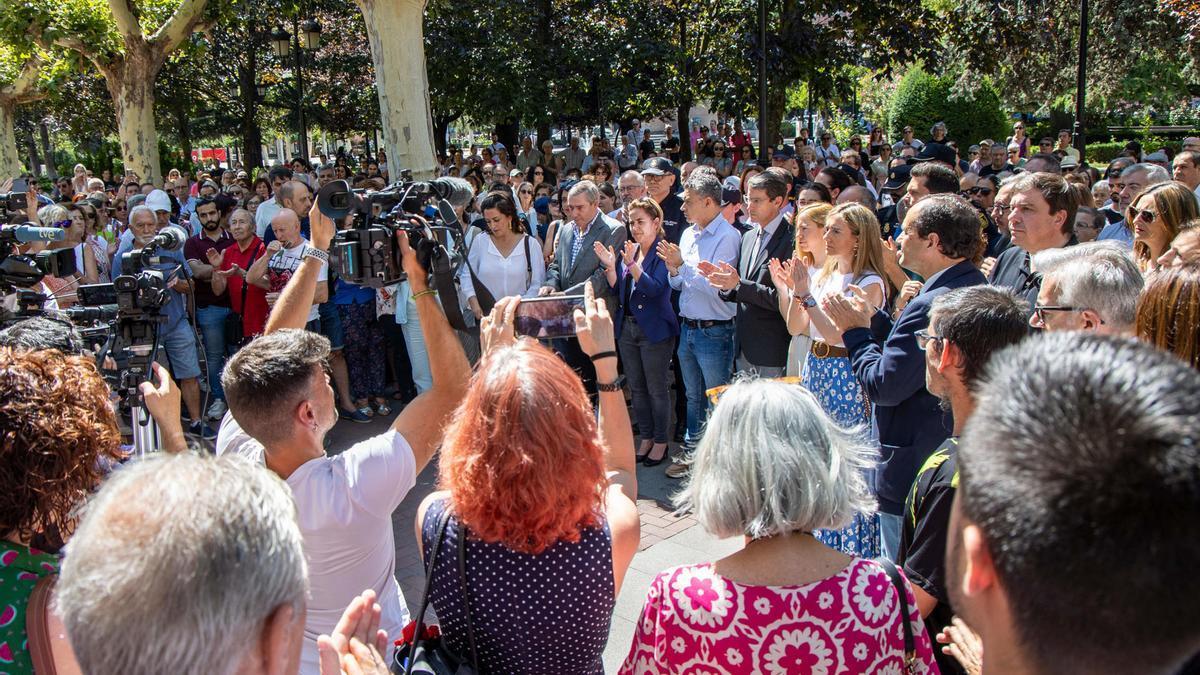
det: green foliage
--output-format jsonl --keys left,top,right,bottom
{"left": 885, "top": 68, "right": 1008, "bottom": 145}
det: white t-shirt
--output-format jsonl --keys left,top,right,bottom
{"left": 215, "top": 412, "right": 417, "bottom": 674}
{"left": 265, "top": 239, "right": 327, "bottom": 323}
{"left": 810, "top": 269, "right": 884, "bottom": 346}
{"left": 255, "top": 197, "right": 281, "bottom": 238}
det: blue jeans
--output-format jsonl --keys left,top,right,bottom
{"left": 398, "top": 295, "right": 432, "bottom": 393}
{"left": 195, "top": 305, "right": 231, "bottom": 400}
{"left": 676, "top": 322, "right": 735, "bottom": 446}
{"left": 878, "top": 512, "right": 903, "bottom": 562}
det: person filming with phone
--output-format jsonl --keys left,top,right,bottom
{"left": 539, "top": 180, "right": 627, "bottom": 391}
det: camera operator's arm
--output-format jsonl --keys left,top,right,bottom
{"left": 263, "top": 200, "right": 335, "bottom": 334}
{"left": 139, "top": 363, "right": 188, "bottom": 454}
{"left": 391, "top": 232, "right": 471, "bottom": 473}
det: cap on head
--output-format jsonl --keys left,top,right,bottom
{"left": 640, "top": 157, "right": 673, "bottom": 176}
{"left": 882, "top": 164, "right": 912, "bottom": 192}
{"left": 145, "top": 190, "right": 171, "bottom": 213}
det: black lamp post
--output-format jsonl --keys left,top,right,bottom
{"left": 1073, "top": 0, "right": 1089, "bottom": 163}
{"left": 270, "top": 17, "right": 321, "bottom": 161}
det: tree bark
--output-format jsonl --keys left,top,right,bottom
{"left": 238, "top": 53, "right": 263, "bottom": 170}
{"left": 108, "top": 48, "right": 163, "bottom": 184}
{"left": 432, "top": 112, "right": 460, "bottom": 156}
{"left": 355, "top": 0, "right": 438, "bottom": 179}
{"left": 677, "top": 103, "right": 692, "bottom": 162}
{"left": 24, "top": 127, "right": 41, "bottom": 176}
{"left": 38, "top": 121, "right": 56, "bottom": 180}
{"left": 0, "top": 103, "right": 23, "bottom": 177}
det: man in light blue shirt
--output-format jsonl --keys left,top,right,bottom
{"left": 657, "top": 170, "right": 740, "bottom": 477}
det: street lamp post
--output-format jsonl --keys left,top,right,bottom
{"left": 1073, "top": 0, "right": 1089, "bottom": 163}
{"left": 270, "top": 17, "right": 321, "bottom": 161}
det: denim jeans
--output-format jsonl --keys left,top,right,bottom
{"left": 195, "top": 305, "right": 231, "bottom": 400}
{"left": 398, "top": 294, "right": 432, "bottom": 393}
{"left": 618, "top": 319, "right": 675, "bottom": 443}
{"left": 676, "top": 322, "right": 735, "bottom": 446}
{"left": 878, "top": 512, "right": 903, "bottom": 562}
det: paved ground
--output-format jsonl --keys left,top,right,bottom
{"left": 326, "top": 407, "right": 743, "bottom": 673}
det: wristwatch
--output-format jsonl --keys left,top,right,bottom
{"left": 792, "top": 291, "right": 817, "bottom": 308}
{"left": 302, "top": 247, "right": 329, "bottom": 264}
{"left": 596, "top": 375, "right": 625, "bottom": 393}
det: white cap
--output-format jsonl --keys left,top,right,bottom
{"left": 145, "top": 189, "right": 171, "bottom": 213}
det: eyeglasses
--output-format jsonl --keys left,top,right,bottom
{"left": 967, "top": 186, "right": 994, "bottom": 196}
{"left": 992, "top": 203, "right": 1012, "bottom": 213}
{"left": 914, "top": 329, "right": 945, "bottom": 352}
{"left": 1031, "top": 304, "right": 1090, "bottom": 327}
{"left": 1132, "top": 208, "right": 1158, "bottom": 223}
{"left": 1014, "top": 125, "right": 1025, "bottom": 130}
{"left": 519, "top": 189, "right": 532, "bottom": 194}
{"left": 534, "top": 170, "right": 544, "bottom": 175}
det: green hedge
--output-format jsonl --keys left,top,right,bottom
{"left": 1084, "top": 139, "right": 1185, "bottom": 165}
{"left": 885, "top": 69, "right": 1009, "bottom": 147}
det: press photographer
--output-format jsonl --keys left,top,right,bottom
{"left": 111, "top": 205, "right": 213, "bottom": 438}
{"left": 217, "top": 197, "right": 471, "bottom": 674}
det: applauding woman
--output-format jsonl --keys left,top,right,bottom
{"left": 413, "top": 285, "right": 640, "bottom": 674}
{"left": 461, "top": 191, "right": 546, "bottom": 319}
{"left": 594, "top": 198, "right": 679, "bottom": 466}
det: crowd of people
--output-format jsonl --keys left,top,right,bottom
{"left": 1, "top": 118, "right": 1199, "bottom": 675}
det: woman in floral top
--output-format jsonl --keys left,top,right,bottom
{"left": 621, "top": 380, "right": 937, "bottom": 674}
{"left": 0, "top": 346, "right": 125, "bottom": 672}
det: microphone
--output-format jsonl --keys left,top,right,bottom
{"left": 437, "top": 199, "right": 460, "bottom": 229}
{"left": 144, "top": 225, "right": 188, "bottom": 252}
{"left": 0, "top": 223, "right": 67, "bottom": 243}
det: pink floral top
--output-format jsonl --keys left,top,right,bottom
{"left": 620, "top": 559, "right": 938, "bottom": 674}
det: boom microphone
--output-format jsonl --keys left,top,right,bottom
{"left": 0, "top": 223, "right": 66, "bottom": 243}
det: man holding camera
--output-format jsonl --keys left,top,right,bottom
{"left": 218, "top": 198, "right": 471, "bottom": 674}
{"left": 111, "top": 204, "right": 213, "bottom": 438}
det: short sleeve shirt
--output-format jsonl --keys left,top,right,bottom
{"left": 265, "top": 239, "right": 327, "bottom": 323}
{"left": 183, "top": 231, "right": 235, "bottom": 308}
{"left": 221, "top": 237, "right": 270, "bottom": 337}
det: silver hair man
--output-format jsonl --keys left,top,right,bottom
{"left": 57, "top": 454, "right": 308, "bottom": 675}
{"left": 683, "top": 168, "right": 723, "bottom": 205}
{"left": 1032, "top": 241, "right": 1143, "bottom": 334}
{"left": 678, "top": 379, "right": 876, "bottom": 538}
{"left": 567, "top": 179, "right": 600, "bottom": 204}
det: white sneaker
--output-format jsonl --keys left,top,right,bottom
{"left": 206, "top": 399, "right": 228, "bottom": 420}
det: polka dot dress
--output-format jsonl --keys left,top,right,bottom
{"left": 420, "top": 498, "right": 614, "bottom": 674}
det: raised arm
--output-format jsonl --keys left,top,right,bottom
{"left": 390, "top": 235, "right": 471, "bottom": 473}
{"left": 263, "top": 202, "right": 335, "bottom": 334}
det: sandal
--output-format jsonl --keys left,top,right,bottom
{"left": 373, "top": 400, "right": 392, "bottom": 416}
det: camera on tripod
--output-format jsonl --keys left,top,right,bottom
{"left": 315, "top": 176, "right": 465, "bottom": 288}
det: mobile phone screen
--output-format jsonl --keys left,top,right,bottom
{"left": 514, "top": 295, "right": 584, "bottom": 339}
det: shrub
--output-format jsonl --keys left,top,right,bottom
{"left": 885, "top": 68, "right": 1009, "bottom": 146}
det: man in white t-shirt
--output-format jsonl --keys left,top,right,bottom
{"left": 218, "top": 199, "right": 472, "bottom": 674}
{"left": 255, "top": 165, "right": 295, "bottom": 237}
{"left": 247, "top": 208, "right": 328, "bottom": 326}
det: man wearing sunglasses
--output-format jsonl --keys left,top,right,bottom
{"left": 978, "top": 144, "right": 1013, "bottom": 178}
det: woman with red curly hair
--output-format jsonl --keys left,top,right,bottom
{"left": 0, "top": 347, "right": 128, "bottom": 673}
{"left": 413, "top": 287, "right": 640, "bottom": 674}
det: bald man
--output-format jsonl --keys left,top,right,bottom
{"left": 264, "top": 180, "right": 314, "bottom": 244}
{"left": 837, "top": 185, "right": 877, "bottom": 210}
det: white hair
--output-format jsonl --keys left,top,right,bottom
{"left": 568, "top": 179, "right": 600, "bottom": 204}
{"left": 618, "top": 170, "right": 645, "bottom": 186}
{"left": 1034, "top": 242, "right": 1143, "bottom": 329}
{"left": 675, "top": 379, "right": 877, "bottom": 538}
{"left": 127, "top": 204, "right": 156, "bottom": 226}
{"left": 56, "top": 454, "right": 307, "bottom": 675}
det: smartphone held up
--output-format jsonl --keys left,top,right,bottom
{"left": 514, "top": 295, "right": 584, "bottom": 339}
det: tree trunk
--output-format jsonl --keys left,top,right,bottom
{"left": 24, "top": 128, "right": 41, "bottom": 176}
{"left": 763, "top": 80, "right": 787, "bottom": 151}
{"left": 677, "top": 103, "right": 692, "bottom": 162}
{"left": 432, "top": 113, "right": 458, "bottom": 156}
{"left": 0, "top": 103, "right": 23, "bottom": 177}
{"left": 38, "top": 121, "right": 56, "bottom": 180}
{"left": 175, "top": 101, "right": 192, "bottom": 171}
{"left": 535, "top": 0, "right": 552, "bottom": 146}
{"left": 108, "top": 52, "right": 163, "bottom": 184}
{"left": 355, "top": 0, "right": 437, "bottom": 179}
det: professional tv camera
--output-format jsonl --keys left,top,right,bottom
{"left": 0, "top": 223, "right": 77, "bottom": 327}
{"left": 316, "top": 174, "right": 470, "bottom": 329}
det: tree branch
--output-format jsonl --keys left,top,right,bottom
{"left": 150, "top": 0, "right": 210, "bottom": 55}
{"left": 108, "top": 0, "right": 143, "bottom": 44}
{"left": 0, "top": 57, "right": 42, "bottom": 101}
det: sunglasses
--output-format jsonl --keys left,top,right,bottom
{"left": 519, "top": 189, "right": 532, "bottom": 194}
{"left": 967, "top": 186, "right": 994, "bottom": 196}
{"left": 1132, "top": 208, "right": 1158, "bottom": 223}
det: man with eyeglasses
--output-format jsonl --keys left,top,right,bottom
{"left": 1097, "top": 163, "right": 1170, "bottom": 246}
{"left": 641, "top": 157, "right": 685, "bottom": 244}
{"left": 1027, "top": 242, "right": 1142, "bottom": 335}
{"left": 823, "top": 193, "right": 986, "bottom": 560}
{"left": 902, "top": 285, "right": 1027, "bottom": 675}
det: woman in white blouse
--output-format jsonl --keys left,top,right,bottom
{"left": 461, "top": 190, "right": 546, "bottom": 320}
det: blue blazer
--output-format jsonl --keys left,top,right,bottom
{"left": 610, "top": 241, "right": 679, "bottom": 345}
{"left": 841, "top": 259, "right": 987, "bottom": 515}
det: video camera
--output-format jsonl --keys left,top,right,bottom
{"left": 316, "top": 176, "right": 465, "bottom": 288}
{"left": 0, "top": 177, "right": 29, "bottom": 216}
{"left": 0, "top": 223, "right": 75, "bottom": 293}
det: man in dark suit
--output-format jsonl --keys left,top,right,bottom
{"left": 701, "top": 167, "right": 794, "bottom": 377}
{"left": 540, "top": 180, "right": 627, "bottom": 392}
{"left": 824, "top": 194, "right": 987, "bottom": 560}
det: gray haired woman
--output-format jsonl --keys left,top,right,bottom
{"left": 620, "top": 379, "right": 937, "bottom": 673}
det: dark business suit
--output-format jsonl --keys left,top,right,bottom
{"left": 718, "top": 215, "right": 794, "bottom": 370}
{"left": 842, "top": 259, "right": 986, "bottom": 519}
{"left": 610, "top": 244, "right": 679, "bottom": 442}
{"left": 542, "top": 208, "right": 627, "bottom": 393}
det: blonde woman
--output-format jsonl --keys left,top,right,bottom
{"left": 774, "top": 202, "right": 891, "bottom": 557}
{"left": 1128, "top": 182, "right": 1199, "bottom": 273}
{"left": 768, "top": 203, "right": 831, "bottom": 376}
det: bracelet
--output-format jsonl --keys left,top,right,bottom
{"left": 589, "top": 351, "right": 618, "bottom": 362}
{"left": 412, "top": 289, "right": 437, "bottom": 300}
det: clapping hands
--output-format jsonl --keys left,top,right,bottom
{"left": 821, "top": 285, "right": 876, "bottom": 332}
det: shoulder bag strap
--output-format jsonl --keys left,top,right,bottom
{"left": 404, "top": 505, "right": 454, "bottom": 675}
{"left": 463, "top": 233, "right": 498, "bottom": 316}
{"left": 27, "top": 573, "right": 58, "bottom": 675}
{"left": 456, "top": 524, "right": 480, "bottom": 669}
{"left": 876, "top": 558, "right": 917, "bottom": 670}
{"left": 240, "top": 243, "right": 264, "bottom": 309}
{"left": 524, "top": 234, "right": 532, "bottom": 289}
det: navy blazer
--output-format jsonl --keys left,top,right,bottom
{"left": 717, "top": 218, "right": 795, "bottom": 368}
{"left": 609, "top": 241, "right": 679, "bottom": 345}
{"left": 841, "top": 259, "right": 986, "bottom": 515}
